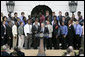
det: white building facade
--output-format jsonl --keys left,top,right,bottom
{"left": 1, "top": 1, "right": 84, "bottom": 19}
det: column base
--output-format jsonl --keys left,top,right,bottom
{"left": 37, "top": 53, "right": 46, "bottom": 56}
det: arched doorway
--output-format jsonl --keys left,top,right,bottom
{"left": 31, "top": 5, "right": 52, "bottom": 17}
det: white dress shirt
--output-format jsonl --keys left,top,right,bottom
{"left": 12, "top": 25, "right": 17, "bottom": 37}
{"left": 24, "top": 24, "right": 32, "bottom": 36}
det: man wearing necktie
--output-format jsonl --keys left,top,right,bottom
{"left": 74, "top": 21, "right": 82, "bottom": 49}
{"left": 60, "top": 22, "right": 68, "bottom": 49}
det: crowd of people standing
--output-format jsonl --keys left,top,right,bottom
{"left": 1, "top": 10, "right": 84, "bottom": 51}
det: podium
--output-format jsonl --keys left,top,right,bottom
{"left": 37, "top": 33, "right": 46, "bottom": 56}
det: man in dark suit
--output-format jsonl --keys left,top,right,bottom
{"left": 67, "top": 20, "right": 75, "bottom": 47}
{"left": 65, "top": 12, "right": 71, "bottom": 26}
{"left": 13, "top": 12, "right": 18, "bottom": 23}
{"left": 57, "top": 11, "right": 63, "bottom": 25}
{"left": 1, "top": 21, "right": 7, "bottom": 46}
{"left": 53, "top": 20, "right": 60, "bottom": 49}
{"left": 32, "top": 20, "right": 40, "bottom": 49}
{"left": 6, "top": 21, "right": 13, "bottom": 49}
{"left": 40, "top": 23, "right": 49, "bottom": 50}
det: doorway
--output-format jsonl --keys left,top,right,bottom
{"left": 31, "top": 5, "right": 52, "bottom": 17}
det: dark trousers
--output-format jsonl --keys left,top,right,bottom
{"left": 61, "top": 35, "right": 67, "bottom": 49}
{"left": 81, "top": 35, "right": 84, "bottom": 48}
{"left": 53, "top": 37, "right": 59, "bottom": 49}
{"left": 74, "top": 35, "right": 81, "bottom": 49}
{"left": 1, "top": 35, "right": 7, "bottom": 46}
{"left": 33, "top": 37, "right": 40, "bottom": 49}
{"left": 46, "top": 38, "right": 52, "bottom": 49}
{"left": 7, "top": 37, "right": 13, "bottom": 49}
{"left": 67, "top": 35, "right": 73, "bottom": 47}
{"left": 43, "top": 38, "right": 46, "bottom": 51}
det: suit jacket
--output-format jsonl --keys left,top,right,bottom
{"left": 40, "top": 27, "right": 49, "bottom": 38}
{"left": 13, "top": 17, "right": 18, "bottom": 22}
{"left": 67, "top": 24, "right": 75, "bottom": 38}
{"left": 40, "top": 27, "right": 49, "bottom": 34}
{"left": 6, "top": 25, "right": 13, "bottom": 38}
{"left": 1, "top": 24, "right": 6, "bottom": 37}
{"left": 45, "top": 15, "right": 52, "bottom": 22}
{"left": 53, "top": 24, "right": 60, "bottom": 36}
{"left": 32, "top": 25, "right": 40, "bottom": 34}
{"left": 18, "top": 26, "right": 24, "bottom": 36}
{"left": 65, "top": 16, "right": 71, "bottom": 26}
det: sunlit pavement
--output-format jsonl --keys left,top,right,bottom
{"left": 9, "top": 49, "right": 79, "bottom": 56}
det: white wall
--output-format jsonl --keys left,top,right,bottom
{"left": 1, "top": 1, "right": 84, "bottom": 19}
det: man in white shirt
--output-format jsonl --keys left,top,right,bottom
{"left": 12, "top": 22, "right": 17, "bottom": 48}
{"left": 24, "top": 19, "right": 32, "bottom": 49}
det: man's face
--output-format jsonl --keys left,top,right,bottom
{"left": 77, "top": 12, "right": 80, "bottom": 16}
{"left": 52, "top": 12, "right": 55, "bottom": 16}
{"left": 62, "top": 22, "right": 64, "bottom": 26}
{"left": 59, "top": 12, "right": 62, "bottom": 16}
{"left": 54, "top": 17, "right": 56, "bottom": 20}
{"left": 28, "top": 20, "right": 31, "bottom": 24}
{"left": 4, "top": 17, "right": 7, "bottom": 21}
{"left": 22, "top": 14, "right": 24, "bottom": 16}
{"left": 35, "top": 21, "right": 38, "bottom": 25}
{"left": 47, "top": 21, "right": 50, "bottom": 25}
{"left": 76, "top": 21, "right": 79, "bottom": 24}
{"left": 8, "top": 14, "right": 11, "bottom": 17}
{"left": 21, "top": 23, "right": 24, "bottom": 26}
{"left": 9, "top": 22, "right": 12, "bottom": 25}
{"left": 46, "top": 12, "right": 49, "bottom": 16}
{"left": 41, "top": 23, "right": 44, "bottom": 28}
{"left": 15, "top": 14, "right": 18, "bottom": 17}
{"left": 62, "top": 17, "right": 65, "bottom": 20}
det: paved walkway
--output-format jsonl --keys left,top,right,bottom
{"left": 10, "top": 49, "right": 79, "bottom": 56}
